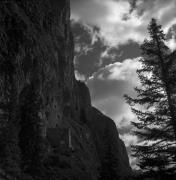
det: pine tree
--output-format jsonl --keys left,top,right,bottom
{"left": 124, "top": 19, "right": 176, "bottom": 175}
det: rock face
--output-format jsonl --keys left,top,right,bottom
{"left": 74, "top": 82, "right": 132, "bottom": 179}
{"left": 0, "top": 0, "right": 131, "bottom": 179}
{"left": 89, "top": 107, "right": 132, "bottom": 179}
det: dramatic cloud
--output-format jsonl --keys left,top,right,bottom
{"left": 71, "top": 0, "right": 176, "bottom": 168}
{"left": 72, "top": 20, "right": 141, "bottom": 78}
{"left": 87, "top": 58, "right": 141, "bottom": 127}
{"left": 87, "top": 58, "right": 141, "bottom": 165}
{"left": 72, "top": 21, "right": 107, "bottom": 78}
{"left": 71, "top": 0, "right": 176, "bottom": 46}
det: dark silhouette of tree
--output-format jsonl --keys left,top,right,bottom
{"left": 124, "top": 19, "right": 176, "bottom": 175}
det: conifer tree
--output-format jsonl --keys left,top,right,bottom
{"left": 124, "top": 19, "right": 176, "bottom": 175}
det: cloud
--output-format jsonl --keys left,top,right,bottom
{"left": 71, "top": 0, "right": 144, "bottom": 46}
{"left": 72, "top": 21, "right": 107, "bottom": 78}
{"left": 120, "top": 133, "right": 138, "bottom": 148}
{"left": 87, "top": 58, "right": 141, "bottom": 166}
{"left": 166, "top": 38, "right": 176, "bottom": 51}
{"left": 166, "top": 24, "right": 176, "bottom": 51}
{"left": 74, "top": 70, "right": 86, "bottom": 81}
{"left": 87, "top": 58, "right": 141, "bottom": 126}
{"left": 71, "top": 1, "right": 176, "bottom": 79}
{"left": 90, "top": 58, "right": 141, "bottom": 83}
{"left": 71, "top": 0, "right": 176, "bottom": 46}
{"left": 101, "top": 41, "right": 141, "bottom": 64}
{"left": 71, "top": 0, "right": 176, "bottom": 168}
{"left": 130, "top": 0, "right": 176, "bottom": 32}
{"left": 104, "top": 58, "right": 141, "bottom": 81}
{"left": 72, "top": 21, "right": 141, "bottom": 78}
{"left": 71, "top": 0, "right": 109, "bottom": 23}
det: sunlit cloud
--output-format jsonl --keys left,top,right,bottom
{"left": 74, "top": 70, "right": 86, "bottom": 81}
{"left": 71, "top": 0, "right": 176, "bottom": 168}
{"left": 166, "top": 38, "right": 176, "bottom": 51}
{"left": 88, "top": 58, "right": 141, "bottom": 127}
{"left": 120, "top": 133, "right": 138, "bottom": 148}
{"left": 71, "top": 0, "right": 176, "bottom": 47}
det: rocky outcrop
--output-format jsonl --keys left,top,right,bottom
{"left": 89, "top": 107, "right": 132, "bottom": 179}
{"left": 0, "top": 0, "right": 131, "bottom": 179}
{"left": 74, "top": 82, "right": 132, "bottom": 178}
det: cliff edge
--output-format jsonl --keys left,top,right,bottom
{"left": 0, "top": 0, "right": 131, "bottom": 179}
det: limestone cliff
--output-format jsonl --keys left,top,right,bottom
{"left": 0, "top": 0, "right": 131, "bottom": 179}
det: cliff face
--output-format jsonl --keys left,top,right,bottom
{"left": 89, "top": 108, "right": 132, "bottom": 178}
{"left": 74, "top": 81, "right": 132, "bottom": 179}
{"left": 0, "top": 0, "right": 131, "bottom": 179}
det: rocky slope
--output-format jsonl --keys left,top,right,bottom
{"left": 0, "top": 0, "right": 131, "bottom": 179}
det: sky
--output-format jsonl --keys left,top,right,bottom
{"left": 70, "top": 0, "right": 176, "bottom": 168}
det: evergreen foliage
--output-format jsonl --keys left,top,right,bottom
{"left": 124, "top": 19, "right": 176, "bottom": 175}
